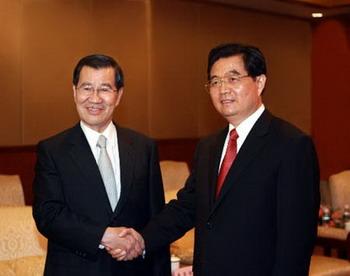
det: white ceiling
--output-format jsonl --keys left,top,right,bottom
{"left": 204, "top": 0, "right": 350, "bottom": 19}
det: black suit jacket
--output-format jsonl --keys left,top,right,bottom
{"left": 142, "top": 110, "right": 320, "bottom": 276}
{"left": 33, "top": 124, "right": 170, "bottom": 276}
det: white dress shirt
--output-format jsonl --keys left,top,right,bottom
{"left": 80, "top": 121, "right": 121, "bottom": 203}
{"left": 218, "top": 104, "right": 265, "bottom": 170}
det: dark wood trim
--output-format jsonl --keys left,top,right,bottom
{"left": 157, "top": 138, "right": 198, "bottom": 168}
{"left": 0, "top": 145, "right": 37, "bottom": 205}
{"left": 0, "top": 145, "right": 36, "bottom": 153}
{"left": 0, "top": 139, "right": 199, "bottom": 206}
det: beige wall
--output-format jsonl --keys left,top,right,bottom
{"left": 150, "top": 1, "right": 311, "bottom": 138}
{"left": 0, "top": 0, "right": 22, "bottom": 145}
{"left": 0, "top": 0, "right": 311, "bottom": 145}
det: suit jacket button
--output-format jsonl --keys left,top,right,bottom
{"left": 206, "top": 222, "right": 212, "bottom": 229}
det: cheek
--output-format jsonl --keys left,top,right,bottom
{"left": 239, "top": 92, "right": 258, "bottom": 109}
{"left": 105, "top": 94, "right": 119, "bottom": 106}
{"left": 75, "top": 95, "right": 88, "bottom": 105}
{"left": 210, "top": 93, "right": 219, "bottom": 105}
{"left": 73, "top": 93, "right": 79, "bottom": 104}
{"left": 236, "top": 88, "right": 252, "bottom": 101}
{"left": 105, "top": 99, "right": 119, "bottom": 112}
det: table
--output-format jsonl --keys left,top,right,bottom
{"left": 316, "top": 226, "right": 350, "bottom": 259}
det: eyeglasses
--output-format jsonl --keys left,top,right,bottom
{"left": 205, "top": 74, "right": 250, "bottom": 90}
{"left": 77, "top": 84, "right": 118, "bottom": 96}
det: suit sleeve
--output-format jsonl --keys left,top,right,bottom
{"left": 32, "top": 141, "right": 106, "bottom": 259}
{"left": 143, "top": 141, "right": 172, "bottom": 275}
{"left": 273, "top": 135, "right": 320, "bottom": 276}
{"left": 141, "top": 142, "right": 198, "bottom": 252}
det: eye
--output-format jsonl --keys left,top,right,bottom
{"left": 210, "top": 78, "right": 220, "bottom": 87}
{"left": 82, "top": 86, "right": 93, "bottom": 93}
{"left": 99, "top": 87, "right": 111, "bottom": 93}
{"left": 226, "top": 76, "right": 238, "bottom": 83}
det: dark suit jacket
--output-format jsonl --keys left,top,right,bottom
{"left": 33, "top": 124, "right": 170, "bottom": 276}
{"left": 142, "top": 110, "right": 320, "bottom": 276}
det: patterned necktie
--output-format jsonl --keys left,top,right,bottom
{"left": 97, "top": 135, "right": 117, "bottom": 210}
{"left": 216, "top": 129, "right": 239, "bottom": 198}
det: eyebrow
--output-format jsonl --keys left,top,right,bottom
{"left": 78, "top": 82, "right": 113, "bottom": 88}
{"left": 79, "top": 81, "right": 93, "bottom": 87}
{"left": 210, "top": 70, "right": 242, "bottom": 80}
{"left": 99, "top": 83, "right": 113, "bottom": 88}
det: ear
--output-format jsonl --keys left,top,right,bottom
{"left": 115, "top": 88, "right": 124, "bottom": 106}
{"left": 256, "top": 74, "right": 267, "bottom": 95}
{"left": 73, "top": 85, "right": 78, "bottom": 102}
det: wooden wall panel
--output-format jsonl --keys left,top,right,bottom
{"left": 0, "top": 0, "right": 323, "bottom": 203}
{"left": 21, "top": 0, "right": 93, "bottom": 144}
{"left": 0, "top": 0, "right": 22, "bottom": 145}
{"left": 1, "top": 0, "right": 311, "bottom": 151}
{"left": 150, "top": 0, "right": 311, "bottom": 139}
{"left": 20, "top": 0, "right": 149, "bottom": 144}
{"left": 312, "top": 18, "right": 350, "bottom": 179}
{"left": 197, "top": 3, "right": 312, "bottom": 136}
{"left": 150, "top": 1, "right": 202, "bottom": 138}
{"left": 92, "top": 0, "right": 150, "bottom": 134}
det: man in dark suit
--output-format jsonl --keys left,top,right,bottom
{"left": 32, "top": 54, "right": 170, "bottom": 276}
{"left": 120, "top": 43, "right": 319, "bottom": 275}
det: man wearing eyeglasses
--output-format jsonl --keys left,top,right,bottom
{"left": 33, "top": 54, "right": 170, "bottom": 276}
{"left": 120, "top": 43, "right": 319, "bottom": 275}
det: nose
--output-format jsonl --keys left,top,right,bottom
{"left": 218, "top": 79, "right": 230, "bottom": 94}
{"left": 88, "top": 90, "right": 103, "bottom": 103}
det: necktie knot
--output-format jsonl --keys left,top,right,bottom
{"left": 229, "top": 129, "right": 239, "bottom": 141}
{"left": 97, "top": 135, "right": 107, "bottom": 149}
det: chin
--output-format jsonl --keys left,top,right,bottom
{"left": 222, "top": 110, "right": 238, "bottom": 117}
{"left": 83, "top": 117, "right": 104, "bottom": 126}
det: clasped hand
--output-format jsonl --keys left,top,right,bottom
{"left": 101, "top": 227, "right": 144, "bottom": 261}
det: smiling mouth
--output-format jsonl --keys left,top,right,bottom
{"left": 220, "top": 99, "right": 235, "bottom": 104}
{"left": 87, "top": 106, "right": 104, "bottom": 114}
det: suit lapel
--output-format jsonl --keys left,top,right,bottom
{"left": 113, "top": 126, "right": 135, "bottom": 216}
{"left": 208, "top": 128, "right": 228, "bottom": 209}
{"left": 67, "top": 124, "right": 113, "bottom": 215}
{"left": 209, "top": 110, "right": 272, "bottom": 216}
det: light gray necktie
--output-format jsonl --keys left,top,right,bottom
{"left": 97, "top": 135, "right": 117, "bottom": 210}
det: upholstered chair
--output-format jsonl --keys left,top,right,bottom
{"left": 0, "top": 206, "right": 47, "bottom": 275}
{"left": 329, "top": 170, "right": 350, "bottom": 210}
{"left": 0, "top": 174, "right": 25, "bottom": 206}
{"left": 160, "top": 160, "right": 190, "bottom": 203}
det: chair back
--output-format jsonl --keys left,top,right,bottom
{"left": 0, "top": 174, "right": 25, "bottom": 206}
{"left": 329, "top": 170, "right": 350, "bottom": 210}
{"left": 160, "top": 161, "right": 190, "bottom": 202}
{"left": 0, "top": 206, "right": 47, "bottom": 261}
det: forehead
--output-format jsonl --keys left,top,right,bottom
{"left": 78, "top": 66, "right": 115, "bottom": 83}
{"left": 210, "top": 55, "right": 246, "bottom": 77}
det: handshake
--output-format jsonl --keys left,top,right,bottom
{"left": 101, "top": 227, "right": 145, "bottom": 261}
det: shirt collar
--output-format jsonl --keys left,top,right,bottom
{"left": 80, "top": 121, "right": 117, "bottom": 149}
{"left": 228, "top": 104, "right": 265, "bottom": 139}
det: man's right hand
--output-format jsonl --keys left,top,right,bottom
{"left": 101, "top": 227, "right": 144, "bottom": 261}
